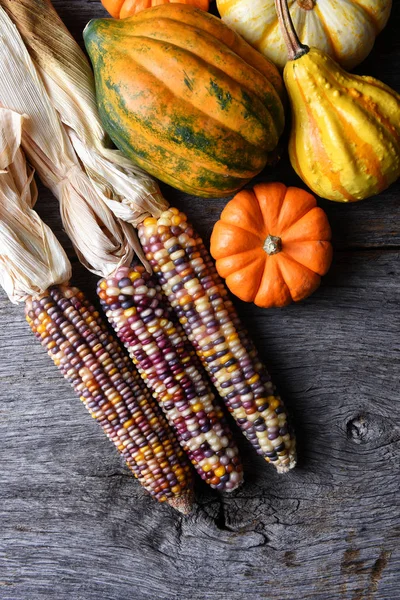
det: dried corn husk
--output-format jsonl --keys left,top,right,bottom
{"left": 0, "top": 0, "right": 169, "bottom": 227}
{"left": 0, "top": 8, "right": 140, "bottom": 279}
{"left": 0, "top": 107, "right": 71, "bottom": 303}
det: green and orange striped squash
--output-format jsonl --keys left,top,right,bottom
{"left": 83, "top": 4, "right": 286, "bottom": 197}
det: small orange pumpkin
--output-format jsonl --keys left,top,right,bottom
{"left": 101, "top": 0, "right": 209, "bottom": 19}
{"left": 210, "top": 182, "right": 333, "bottom": 308}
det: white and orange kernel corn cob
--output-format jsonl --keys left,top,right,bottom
{"left": 138, "top": 208, "right": 297, "bottom": 473}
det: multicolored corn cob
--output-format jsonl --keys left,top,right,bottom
{"left": 25, "top": 283, "right": 194, "bottom": 512}
{"left": 138, "top": 208, "right": 297, "bottom": 473}
{"left": 97, "top": 264, "right": 243, "bottom": 492}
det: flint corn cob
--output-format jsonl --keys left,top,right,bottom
{"left": 98, "top": 263, "right": 243, "bottom": 491}
{"left": 138, "top": 208, "right": 296, "bottom": 473}
{"left": 25, "top": 283, "right": 194, "bottom": 512}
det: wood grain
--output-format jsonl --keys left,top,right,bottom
{"left": 0, "top": 1, "right": 399, "bottom": 599}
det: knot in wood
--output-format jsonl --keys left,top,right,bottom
{"left": 347, "top": 415, "right": 369, "bottom": 444}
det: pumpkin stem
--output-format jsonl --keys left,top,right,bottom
{"left": 274, "top": 0, "right": 309, "bottom": 61}
{"left": 264, "top": 234, "right": 282, "bottom": 256}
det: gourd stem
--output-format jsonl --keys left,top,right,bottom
{"left": 264, "top": 235, "right": 282, "bottom": 256}
{"left": 274, "top": 0, "right": 309, "bottom": 61}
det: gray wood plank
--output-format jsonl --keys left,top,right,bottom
{"left": 1, "top": 1, "right": 399, "bottom": 599}
{"left": 1, "top": 249, "right": 399, "bottom": 600}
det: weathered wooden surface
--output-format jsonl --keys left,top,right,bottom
{"left": 1, "top": 1, "right": 399, "bottom": 599}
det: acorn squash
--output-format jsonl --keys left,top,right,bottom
{"left": 84, "top": 5, "right": 285, "bottom": 197}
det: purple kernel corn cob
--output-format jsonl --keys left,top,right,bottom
{"left": 138, "top": 209, "right": 297, "bottom": 473}
{"left": 25, "top": 283, "right": 194, "bottom": 512}
{"left": 97, "top": 264, "right": 243, "bottom": 491}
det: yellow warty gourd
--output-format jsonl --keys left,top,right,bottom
{"left": 275, "top": 0, "right": 400, "bottom": 202}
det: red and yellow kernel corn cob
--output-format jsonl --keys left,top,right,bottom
{"left": 138, "top": 208, "right": 296, "bottom": 473}
{"left": 97, "top": 264, "right": 243, "bottom": 492}
{"left": 25, "top": 283, "right": 194, "bottom": 512}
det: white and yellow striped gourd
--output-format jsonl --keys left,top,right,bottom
{"left": 216, "top": 0, "right": 392, "bottom": 70}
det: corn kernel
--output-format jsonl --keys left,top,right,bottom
{"left": 215, "top": 466, "right": 226, "bottom": 477}
{"left": 143, "top": 217, "right": 157, "bottom": 227}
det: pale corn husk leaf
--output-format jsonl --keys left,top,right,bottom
{"left": 0, "top": 8, "right": 140, "bottom": 279}
{"left": 0, "top": 107, "right": 71, "bottom": 303}
{"left": 0, "top": 0, "right": 169, "bottom": 227}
